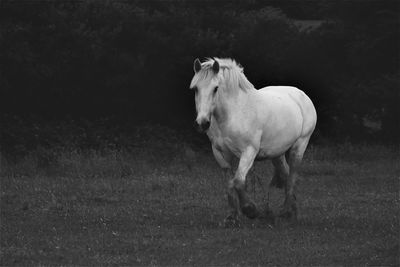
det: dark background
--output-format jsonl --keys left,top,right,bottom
{"left": 1, "top": 0, "right": 399, "bottom": 156}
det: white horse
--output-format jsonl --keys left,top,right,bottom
{"left": 190, "top": 58, "right": 317, "bottom": 225}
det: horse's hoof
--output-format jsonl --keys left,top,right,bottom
{"left": 241, "top": 202, "right": 259, "bottom": 219}
{"left": 258, "top": 207, "right": 274, "bottom": 219}
{"left": 224, "top": 215, "right": 241, "bottom": 228}
{"left": 278, "top": 209, "right": 297, "bottom": 222}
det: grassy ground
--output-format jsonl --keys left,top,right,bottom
{"left": 1, "top": 143, "right": 399, "bottom": 266}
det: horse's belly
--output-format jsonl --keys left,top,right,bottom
{"left": 256, "top": 142, "right": 292, "bottom": 160}
{"left": 254, "top": 152, "right": 271, "bottom": 161}
{"left": 258, "top": 119, "right": 302, "bottom": 158}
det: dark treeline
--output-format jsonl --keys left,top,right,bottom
{"left": 0, "top": 0, "right": 399, "bottom": 153}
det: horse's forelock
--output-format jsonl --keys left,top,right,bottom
{"left": 190, "top": 67, "right": 214, "bottom": 88}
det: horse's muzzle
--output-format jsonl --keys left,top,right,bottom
{"left": 194, "top": 120, "right": 210, "bottom": 133}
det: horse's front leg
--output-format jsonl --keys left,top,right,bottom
{"left": 224, "top": 168, "right": 241, "bottom": 227}
{"left": 211, "top": 146, "right": 239, "bottom": 227}
{"left": 228, "top": 146, "right": 260, "bottom": 220}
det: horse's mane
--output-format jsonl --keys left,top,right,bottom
{"left": 190, "top": 58, "right": 255, "bottom": 92}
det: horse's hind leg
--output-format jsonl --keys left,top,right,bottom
{"left": 279, "top": 136, "right": 311, "bottom": 221}
{"left": 270, "top": 155, "right": 290, "bottom": 189}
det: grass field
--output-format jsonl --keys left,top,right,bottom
{"left": 1, "top": 142, "right": 399, "bottom": 266}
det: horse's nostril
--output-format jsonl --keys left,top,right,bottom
{"left": 194, "top": 120, "right": 210, "bottom": 132}
{"left": 194, "top": 120, "right": 203, "bottom": 132}
{"left": 202, "top": 121, "right": 210, "bottom": 131}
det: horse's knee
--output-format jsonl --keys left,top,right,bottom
{"left": 228, "top": 176, "right": 246, "bottom": 192}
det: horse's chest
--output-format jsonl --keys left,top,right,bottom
{"left": 208, "top": 129, "right": 249, "bottom": 158}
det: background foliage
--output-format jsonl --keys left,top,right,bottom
{"left": 0, "top": 0, "right": 399, "bottom": 155}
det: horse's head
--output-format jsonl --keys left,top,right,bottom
{"left": 190, "top": 58, "right": 221, "bottom": 132}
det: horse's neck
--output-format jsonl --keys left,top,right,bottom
{"left": 214, "top": 88, "right": 250, "bottom": 123}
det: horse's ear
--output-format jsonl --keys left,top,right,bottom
{"left": 194, "top": 58, "right": 202, "bottom": 73}
{"left": 212, "top": 60, "right": 219, "bottom": 74}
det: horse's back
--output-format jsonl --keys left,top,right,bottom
{"left": 258, "top": 86, "right": 317, "bottom": 137}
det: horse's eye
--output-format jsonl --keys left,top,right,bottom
{"left": 213, "top": 86, "right": 218, "bottom": 94}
